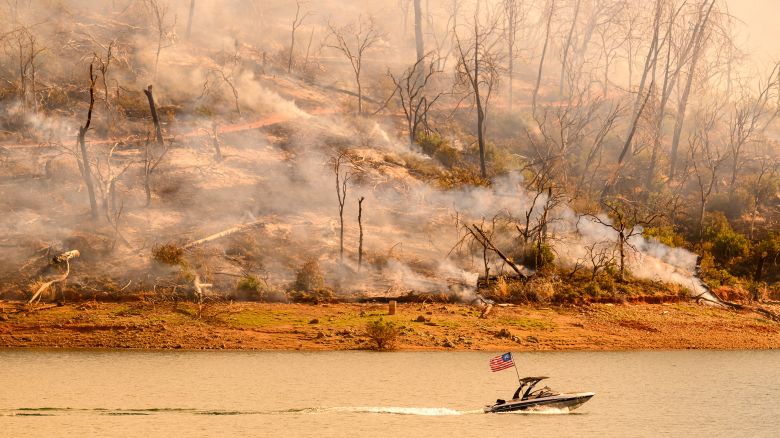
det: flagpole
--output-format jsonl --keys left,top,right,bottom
{"left": 511, "top": 352, "right": 521, "bottom": 385}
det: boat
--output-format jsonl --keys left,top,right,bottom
{"left": 484, "top": 376, "right": 594, "bottom": 413}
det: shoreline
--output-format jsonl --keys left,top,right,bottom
{"left": 2, "top": 302, "right": 779, "bottom": 351}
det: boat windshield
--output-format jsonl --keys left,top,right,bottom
{"left": 512, "top": 377, "right": 549, "bottom": 400}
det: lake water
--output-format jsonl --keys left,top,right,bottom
{"left": 1, "top": 350, "right": 778, "bottom": 437}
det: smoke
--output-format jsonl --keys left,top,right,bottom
{"left": 0, "top": 0, "right": 739, "bottom": 303}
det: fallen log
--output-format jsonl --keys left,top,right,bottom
{"left": 183, "top": 220, "right": 265, "bottom": 249}
{"left": 466, "top": 224, "right": 527, "bottom": 279}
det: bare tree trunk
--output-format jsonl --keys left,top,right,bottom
{"left": 334, "top": 155, "right": 350, "bottom": 263}
{"left": 474, "top": 19, "right": 487, "bottom": 178}
{"left": 144, "top": 141, "right": 153, "bottom": 207}
{"left": 143, "top": 85, "right": 164, "bottom": 145}
{"left": 358, "top": 196, "right": 365, "bottom": 270}
{"left": 414, "top": 0, "right": 424, "bottom": 64}
{"left": 186, "top": 0, "right": 195, "bottom": 38}
{"left": 79, "top": 65, "right": 98, "bottom": 220}
{"left": 669, "top": 0, "right": 715, "bottom": 180}
{"left": 211, "top": 122, "right": 222, "bottom": 161}
{"left": 559, "top": 0, "right": 581, "bottom": 97}
{"left": 288, "top": 2, "right": 308, "bottom": 74}
{"left": 532, "top": 0, "right": 555, "bottom": 113}
{"left": 618, "top": 230, "right": 625, "bottom": 281}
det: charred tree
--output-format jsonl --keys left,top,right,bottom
{"left": 78, "top": 64, "right": 99, "bottom": 220}
{"left": 333, "top": 153, "right": 351, "bottom": 262}
{"left": 143, "top": 85, "right": 164, "bottom": 145}
{"left": 358, "top": 196, "right": 365, "bottom": 270}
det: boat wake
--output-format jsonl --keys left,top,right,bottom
{"left": 503, "top": 407, "right": 573, "bottom": 415}
{"left": 323, "top": 406, "right": 481, "bottom": 416}
{"left": 2, "top": 406, "right": 484, "bottom": 417}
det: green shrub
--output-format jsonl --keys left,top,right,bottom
{"left": 294, "top": 259, "right": 325, "bottom": 292}
{"left": 364, "top": 318, "right": 400, "bottom": 350}
{"left": 701, "top": 211, "right": 732, "bottom": 241}
{"left": 712, "top": 229, "right": 749, "bottom": 264}
{"left": 528, "top": 243, "right": 555, "bottom": 268}
{"left": 416, "top": 132, "right": 460, "bottom": 168}
{"left": 584, "top": 281, "right": 601, "bottom": 298}
{"left": 643, "top": 226, "right": 685, "bottom": 247}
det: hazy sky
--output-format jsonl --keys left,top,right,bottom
{"left": 727, "top": 0, "right": 780, "bottom": 63}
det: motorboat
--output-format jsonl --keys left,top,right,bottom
{"left": 484, "top": 376, "right": 594, "bottom": 413}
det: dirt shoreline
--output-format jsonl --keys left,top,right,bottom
{"left": 1, "top": 301, "right": 779, "bottom": 351}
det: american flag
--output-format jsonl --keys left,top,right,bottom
{"left": 489, "top": 352, "right": 515, "bottom": 372}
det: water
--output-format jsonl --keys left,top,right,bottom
{"left": 1, "top": 350, "right": 778, "bottom": 437}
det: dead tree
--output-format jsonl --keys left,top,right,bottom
{"left": 288, "top": 1, "right": 310, "bottom": 74}
{"left": 358, "top": 196, "right": 365, "bottom": 270}
{"left": 559, "top": 0, "right": 582, "bottom": 97}
{"left": 326, "top": 16, "right": 382, "bottom": 114}
{"left": 502, "top": 0, "right": 526, "bottom": 113}
{"left": 464, "top": 223, "right": 527, "bottom": 278}
{"left": 186, "top": 0, "right": 195, "bottom": 38}
{"left": 600, "top": 0, "right": 664, "bottom": 200}
{"left": 726, "top": 66, "right": 780, "bottom": 194}
{"left": 453, "top": 3, "right": 502, "bottom": 178}
{"left": 94, "top": 143, "right": 133, "bottom": 231}
{"left": 145, "top": 0, "right": 176, "bottom": 81}
{"left": 143, "top": 137, "right": 170, "bottom": 207}
{"left": 414, "top": 0, "right": 424, "bottom": 67}
{"left": 586, "top": 197, "right": 663, "bottom": 281}
{"left": 333, "top": 153, "right": 351, "bottom": 262}
{"left": 211, "top": 121, "right": 222, "bottom": 161}
{"left": 143, "top": 85, "right": 165, "bottom": 144}
{"left": 688, "top": 108, "right": 728, "bottom": 241}
{"left": 9, "top": 27, "right": 44, "bottom": 115}
{"left": 215, "top": 67, "right": 241, "bottom": 116}
{"left": 389, "top": 53, "right": 445, "bottom": 144}
{"left": 583, "top": 240, "right": 616, "bottom": 280}
{"left": 668, "top": 0, "right": 716, "bottom": 180}
{"left": 78, "top": 64, "right": 99, "bottom": 220}
{"left": 532, "top": 0, "right": 556, "bottom": 113}
{"left": 95, "top": 41, "right": 115, "bottom": 136}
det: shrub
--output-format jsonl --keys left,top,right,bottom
{"left": 293, "top": 259, "right": 325, "bottom": 292}
{"left": 712, "top": 229, "right": 749, "bottom": 264}
{"left": 700, "top": 211, "right": 732, "bottom": 241}
{"left": 152, "top": 243, "right": 184, "bottom": 265}
{"left": 365, "top": 318, "right": 400, "bottom": 350}
{"left": 436, "top": 166, "right": 490, "bottom": 189}
{"left": 643, "top": 226, "right": 686, "bottom": 248}
{"left": 708, "top": 191, "right": 752, "bottom": 220}
{"left": 288, "top": 288, "right": 336, "bottom": 304}
{"left": 584, "top": 281, "right": 601, "bottom": 298}
{"left": 528, "top": 243, "right": 555, "bottom": 269}
{"left": 416, "top": 132, "right": 460, "bottom": 168}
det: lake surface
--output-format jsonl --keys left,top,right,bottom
{"left": 1, "top": 350, "right": 778, "bottom": 437}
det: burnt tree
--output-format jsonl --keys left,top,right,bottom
{"left": 78, "top": 64, "right": 99, "bottom": 219}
